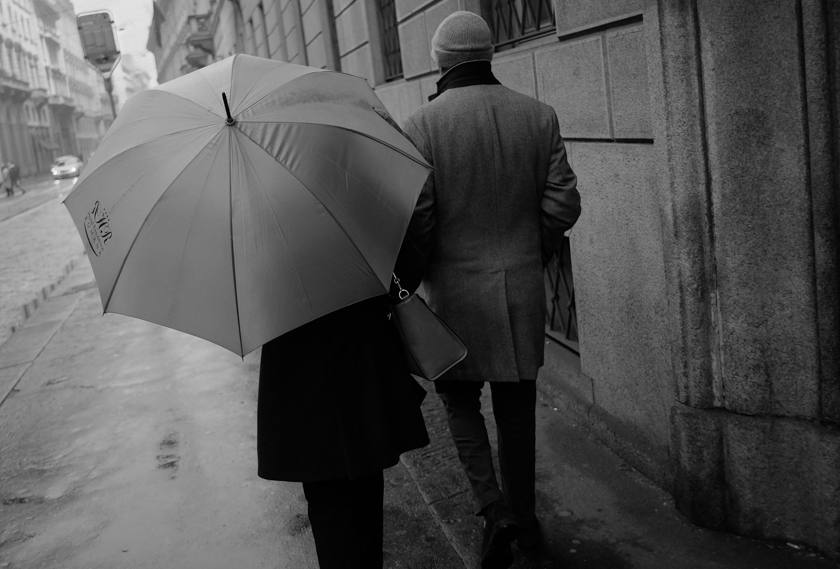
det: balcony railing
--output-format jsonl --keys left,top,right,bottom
{"left": 486, "top": 0, "right": 556, "bottom": 49}
{"left": 187, "top": 14, "right": 214, "bottom": 53}
{"left": 30, "top": 87, "right": 48, "bottom": 107}
{"left": 544, "top": 235, "right": 578, "bottom": 354}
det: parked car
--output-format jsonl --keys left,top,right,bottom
{"left": 51, "top": 155, "right": 83, "bottom": 179}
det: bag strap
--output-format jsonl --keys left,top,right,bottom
{"left": 392, "top": 273, "right": 410, "bottom": 300}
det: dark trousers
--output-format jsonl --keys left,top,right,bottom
{"left": 435, "top": 380, "right": 537, "bottom": 527}
{"left": 302, "top": 471, "right": 385, "bottom": 569}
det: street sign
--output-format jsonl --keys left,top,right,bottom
{"left": 77, "top": 11, "right": 121, "bottom": 77}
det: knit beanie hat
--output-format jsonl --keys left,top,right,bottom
{"left": 430, "top": 11, "right": 494, "bottom": 70}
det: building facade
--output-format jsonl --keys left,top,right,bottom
{"left": 0, "top": 0, "right": 113, "bottom": 177}
{"left": 150, "top": 0, "right": 840, "bottom": 557}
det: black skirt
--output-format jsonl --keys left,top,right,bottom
{"left": 257, "top": 296, "right": 429, "bottom": 482}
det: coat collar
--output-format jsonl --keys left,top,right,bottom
{"left": 428, "top": 60, "right": 501, "bottom": 101}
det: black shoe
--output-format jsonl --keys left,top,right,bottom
{"left": 480, "top": 501, "right": 520, "bottom": 569}
{"left": 515, "top": 516, "right": 543, "bottom": 550}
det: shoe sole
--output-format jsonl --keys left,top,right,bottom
{"left": 481, "top": 521, "right": 519, "bottom": 569}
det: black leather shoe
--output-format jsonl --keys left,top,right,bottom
{"left": 480, "top": 501, "right": 520, "bottom": 569}
{"left": 515, "top": 516, "right": 544, "bottom": 550}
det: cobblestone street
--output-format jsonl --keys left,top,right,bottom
{"left": 0, "top": 177, "right": 85, "bottom": 346}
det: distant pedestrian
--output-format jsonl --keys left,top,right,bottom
{"left": 1, "top": 163, "right": 12, "bottom": 198}
{"left": 8, "top": 162, "right": 23, "bottom": 194}
{"left": 402, "top": 11, "right": 581, "bottom": 569}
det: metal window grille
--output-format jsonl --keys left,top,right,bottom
{"left": 487, "top": 0, "right": 556, "bottom": 49}
{"left": 378, "top": 0, "right": 403, "bottom": 81}
{"left": 545, "top": 235, "right": 579, "bottom": 354}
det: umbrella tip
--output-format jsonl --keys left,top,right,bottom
{"left": 222, "top": 92, "right": 235, "bottom": 126}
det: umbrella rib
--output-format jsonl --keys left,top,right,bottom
{"left": 101, "top": 135, "right": 221, "bottom": 314}
{"left": 238, "top": 120, "right": 431, "bottom": 169}
{"left": 228, "top": 129, "right": 245, "bottom": 356}
{"left": 234, "top": 127, "right": 386, "bottom": 290}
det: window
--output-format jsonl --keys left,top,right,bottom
{"left": 377, "top": 0, "right": 402, "bottom": 81}
{"left": 484, "top": 0, "right": 555, "bottom": 49}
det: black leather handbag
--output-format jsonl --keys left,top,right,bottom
{"left": 390, "top": 274, "right": 467, "bottom": 381}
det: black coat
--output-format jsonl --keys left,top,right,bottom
{"left": 257, "top": 294, "right": 429, "bottom": 482}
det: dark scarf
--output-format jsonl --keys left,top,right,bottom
{"left": 428, "top": 60, "right": 501, "bottom": 101}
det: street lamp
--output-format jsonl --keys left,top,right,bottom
{"left": 77, "top": 11, "right": 121, "bottom": 118}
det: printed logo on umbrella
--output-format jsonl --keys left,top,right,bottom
{"left": 84, "top": 201, "right": 112, "bottom": 257}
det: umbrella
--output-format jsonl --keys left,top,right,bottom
{"left": 64, "top": 54, "right": 431, "bottom": 356}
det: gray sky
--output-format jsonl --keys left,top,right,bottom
{"left": 70, "top": 0, "right": 159, "bottom": 102}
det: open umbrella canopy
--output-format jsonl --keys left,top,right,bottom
{"left": 64, "top": 54, "right": 431, "bottom": 356}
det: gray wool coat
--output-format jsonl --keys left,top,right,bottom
{"left": 403, "top": 82, "right": 581, "bottom": 382}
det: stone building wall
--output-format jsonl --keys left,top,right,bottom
{"left": 159, "top": 0, "right": 840, "bottom": 556}
{"left": 238, "top": 0, "right": 337, "bottom": 69}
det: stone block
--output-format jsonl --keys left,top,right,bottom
{"left": 674, "top": 405, "right": 840, "bottom": 557}
{"left": 399, "top": 12, "right": 431, "bottom": 79}
{"left": 375, "top": 84, "right": 403, "bottom": 125}
{"left": 340, "top": 44, "right": 375, "bottom": 84}
{"left": 800, "top": 0, "right": 840, "bottom": 423}
{"left": 244, "top": 18, "right": 256, "bottom": 55}
{"left": 264, "top": 0, "right": 280, "bottom": 33}
{"left": 281, "top": 3, "right": 297, "bottom": 37}
{"left": 670, "top": 405, "right": 727, "bottom": 529}
{"left": 336, "top": 0, "right": 369, "bottom": 55}
{"left": 697, "top": 0, "right": 820, "bottom": 418}
{"left": 241, "top": 0, "right": 261, "bottom": 16}
{"left": 301, "top": 0, "right": 323, "bottom": 44}
{"left": 724, "top": 415, "right": 840, "bottom": 552}
{"left": 300, "top": 0, "right": 316, "bottom": 16}
{"left": 395, "top": 0, "right": 435, "bottom": 23}
{"left": 419, "top": 74, "right": 438, "bottom": 103}
{"left": 267, "top": 22, "right": 285, "bottom": 59}
{"left": 492, "top": 52, "right": 536, "bottom": 98}
{"left": 607, "top": 25, "right": 652, "bottom": 138}
{"left": 374, "top": 80, "right": 422, "bottom": 126}
{"left": 306, "top": 33, "right": 327, "bottom": 68}
{"left": 333, "top": 0, "right": 354, "bottom": 17}
{"left": 399, "top": 79, "right": 423, "bottom": 121}
{"left": 536, "top": 38, "right": 610, "bottom": 138}
{"left": 285, "top": 26, "right": 301, "bottom": 61}
{"left": 654, "top": 0, "right": 719, "bottom": 409}
{"left": 553, "top": 0, "right": 643, "bottom": 35}
{"left": 570, "top": 142, "right": 674, "bottom": 452}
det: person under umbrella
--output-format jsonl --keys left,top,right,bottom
{"left": 258, "top": 233, "right": 429, "bottom": 568}
{"left": 62, "top": 54, "right": 434, "bottom": 568}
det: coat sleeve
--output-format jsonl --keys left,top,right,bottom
{"left": 400, "top": 114, "right": 436, "bottom": 277}
{"left": 373, "top": 108, "right": 435, "bottom": 296}
{"left": 541, "top": 111, "right": 581, "bottom": 266}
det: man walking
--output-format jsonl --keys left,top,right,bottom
{"left": 402, "top": 11, "right": 581, "bottom": 569}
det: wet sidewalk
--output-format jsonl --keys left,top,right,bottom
{"left": 0, "top": 256, "right": 837, "bottom": 568}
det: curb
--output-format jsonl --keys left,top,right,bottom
{"left": 7, "top": 253, "right": 86, "bottom": 338}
